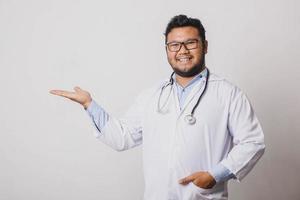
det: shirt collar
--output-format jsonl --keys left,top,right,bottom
{"left": 173, "top": 67, "right": 207, "bottom": 90}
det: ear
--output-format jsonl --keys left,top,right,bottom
{"left": 203, "top": 40, "right": 208, "bottom": 54}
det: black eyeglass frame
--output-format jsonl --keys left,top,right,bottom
{"left": 165, "top": 38, "right": 202, "bottom": 52}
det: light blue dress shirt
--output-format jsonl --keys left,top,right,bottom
{"left": 86, "top": 69, "right": 234, "bottom": 183}
{"left": 174, "top": 69, "right": 206, "bottom": 110}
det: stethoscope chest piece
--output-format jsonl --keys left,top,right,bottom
{"left": 184, "top": 114, "right": 196, "bottom": 125}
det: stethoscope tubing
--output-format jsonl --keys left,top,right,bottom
{"left": 190, "top": 69, "right": 209, "bottom": 116}
{"left": 157, "top": 69, "right": 210, "bottom": 125}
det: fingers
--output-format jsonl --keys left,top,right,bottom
{"left": 178, "top": 174, "right": 196, "bottom": 185}
{"left": 49, "top": 90, "right": 76, "bottom": 99}
{"left": 179, "top": 172, "right": 216, "bottom": 189}
{"left": 50, "top": 86, "right": 90, "bottom": 107}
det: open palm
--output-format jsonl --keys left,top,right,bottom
{"left": 50, "top": 86, "right": 92, "bottom": 109}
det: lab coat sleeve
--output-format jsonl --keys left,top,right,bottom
{"left": 91, "top": 92, "right": 146, "bottom": 152}
{"left": 220, "top": 87, "right": 265, "bottom": 181}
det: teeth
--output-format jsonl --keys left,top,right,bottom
{"left": 178, "top": 58, "right": 190, "bottom": 62}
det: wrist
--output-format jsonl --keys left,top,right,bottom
{"left": 208, "top": 164, "right": 234, "bottom": 183}
{"left": 83, "top": 98, "right": 92, "bottom": 109}
{"left": 206, "top": 172, "right": 216, "bottom": 188}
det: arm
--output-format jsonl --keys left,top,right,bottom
{"left": 179, "top": 87, "right": 265, "bottom": 188}
{"left": 88, "top": 96, "right": 144, "bottom": 151}
{"left": 220, "top": 87, "right": 265, "bottom": 181}
{"left": 50, "top": 86, "right": 143, "bottom": 151}
{"left": 86, "top": 99, "right": 110, "bottom": 135}
{"left": 179, "top": 164, "right": 234, "bottom": 189}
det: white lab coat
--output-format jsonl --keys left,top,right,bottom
{"left": 92, "top": 72, "right": 265, "bottom": 200}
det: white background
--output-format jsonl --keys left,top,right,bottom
{"left": 1, "top": 0, "right": 299, "bottom": 199}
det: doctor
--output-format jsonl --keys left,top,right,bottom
{"left": 50, "top": 15, "right": 265, "bottom": 200}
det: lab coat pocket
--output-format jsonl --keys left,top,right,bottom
{"left": 190, "top": 182, "right": 214, "bottom": 200}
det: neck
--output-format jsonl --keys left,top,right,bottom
{"left": 175, "top": 67, "right": 206, "bottom": 87}
{"left": 175, "top": 75, "right": 195, "bottom": 88}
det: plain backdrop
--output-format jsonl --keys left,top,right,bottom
{"left": 1, "top": 0, "right": 300, "bottom": 199}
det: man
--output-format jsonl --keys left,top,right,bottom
{"left": 50, "top": 15, "right": 265, "bottom": 200}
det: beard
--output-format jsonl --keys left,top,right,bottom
{"left": 170, "top": 54, "right": 205, "bottom": 78}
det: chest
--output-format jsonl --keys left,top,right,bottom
{"left": 143, "top": 86, "right": 230, "bottom": 145}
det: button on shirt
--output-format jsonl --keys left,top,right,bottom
{"left": 86, "top": 69, "right": 234, "bottom": 183}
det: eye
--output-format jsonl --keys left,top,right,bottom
{"left": 169, "top": 43, "right": 180, "bottom": 48}
{"left": 185, "top": 40, "right": 197, "bottom": 45}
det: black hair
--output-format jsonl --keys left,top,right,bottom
{"left": 164, "top": 15, "right": 206, "bottom": 44}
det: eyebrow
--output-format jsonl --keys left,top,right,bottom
{"left": 166, "top": 38, "right": 199, "bottom": 44}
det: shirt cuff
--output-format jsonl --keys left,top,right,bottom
{"left": 208, "top": 163, "right": 235, "bottom": 183}
{"left": 85, "top": 99, "right": 110, "bottom": 134}
{"left": 86, "top": 99, "right": 97, "bottom": 114}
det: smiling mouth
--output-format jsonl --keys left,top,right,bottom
{"left": 176, "top": 56, "right": 192, "bottom": 63}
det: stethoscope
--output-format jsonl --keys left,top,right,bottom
{"left": 157, "top": 69, "right": 210, "bottom": 125}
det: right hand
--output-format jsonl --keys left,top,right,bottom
{"left": 50, "top": 86, "right": 92, "bottom": 109}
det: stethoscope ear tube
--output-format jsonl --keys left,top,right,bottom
{"left": 157, "top": 82, "right": 172, "bottom": 113}
{"left": 157, "top": 71, "right": 174, "bottom": 113}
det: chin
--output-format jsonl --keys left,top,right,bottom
{"left": 177, "top": 66, "right": 193, "bottom": 72}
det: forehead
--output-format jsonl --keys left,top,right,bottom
{"left": 167, "top": 26, "right": 199, "bottom": 42}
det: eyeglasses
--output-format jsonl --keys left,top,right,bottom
{"left": 166, "top": 39, "right": 200, "bottom": 52}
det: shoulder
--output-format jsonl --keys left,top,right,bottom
{"left": 209, "top": 72, "right": 241, "bottom": 91}
{"left": 208, "top": 72, "right": 244, "bottom": 101}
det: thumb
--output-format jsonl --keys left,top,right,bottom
{"left": 74, "top": 86, "right": 82, "bottom": 92}
{"left": 179, "top": 174, "right": 195, "bottom": 185}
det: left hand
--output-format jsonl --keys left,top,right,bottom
{"left": 178, "top": 171, "right": 216, "bottom": 189}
